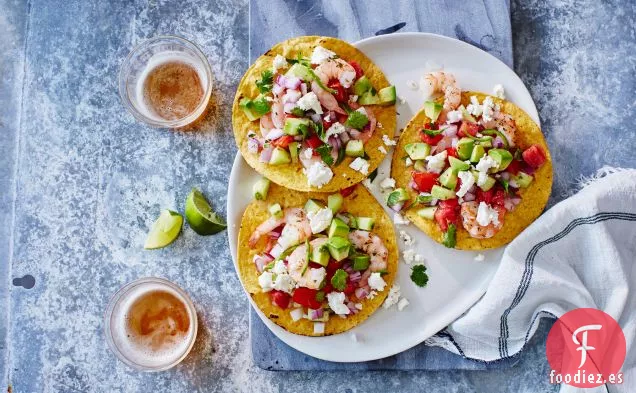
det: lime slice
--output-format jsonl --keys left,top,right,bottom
{"left": 185, "top": 189, "right": 227, "bottom": 235}
{"left": 144, "top": 209, "right": 183, "bottom": 249}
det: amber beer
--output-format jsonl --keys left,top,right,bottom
{"left": 105, "top": 278, "right": 197, "bottom": 370}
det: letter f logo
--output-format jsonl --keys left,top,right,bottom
{"left": 572, "top": 324, "right": 602, "bottom": 368}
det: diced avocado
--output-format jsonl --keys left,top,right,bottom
{"left": 358, "top": 90, "right": 380, "bottom": 105}
{"left": 239, "top": 98, "right": 259, "bottom": 121}
{"left": 285, "top": 63, "right": 313, "bottom": 82}
{"left": 470, "top": 144, "right": 485, "bottom": 163}
{"left": 268, "top": 203, "right": 283, "bottom": 219}
{"left": 439, "top": 167, "right": 458, "bottom": 189}
{"left": 404, "top": 142, "right": 431, "bottom": 160}
{"left": 345, "top": 140, "right": 365, "bottom": 157}
{"left": 387, "top": 188, "right": 409, "bottom": 207}
{"left": 417, "top": 206, "right": 437, "bottom": 220}
{"left": 378, "top": 85, "right": 397, "bottom": 105}
{"left": 310, "top": 243, "right": 330, "bottom": 266}
{"left": 328, "top": 217, "right": 349, "bottom": 238}
{"left": 251, "top": 94, "right": 271, "bottom": 117}
{"left": 456, "top": 138, "right": 475, "bottom": 160}
{"left": 288, "top": 142, "right": 299, "bottom": 163}
{"left": 327, "top": 194, "right": 344, "bottom": 214}
{"left": 352, "top": 254, "right": 370, "bottom": 271}
{"left": 424, "top": 101, "right": 443, "bottom": 123}
{"left": 283, "top": 117, "right": 310, "bottom": 136}
{"left": 488, "top": 149, "right": 514, "bottom": 172}
{"left": 253, "top": 177, "right": 270, "bottom": 200}
{"left": 269, "top": 147, "right": 291, "bottom": 165}
{"left": 479, "top": 138, "right": 493, "bottom": 148}
{"left": 430, "top": 185, "right": 456, "bottom": 200}
{"left": 416, "top": 193, "right": 433, "bottom": 204}
{"left": 327, "top": 236, "right": 351, "bottom": 261}
{"left": 353, "top": 76, "right": 372, "bottom": 96}
{"left": 413, "top": 159, "right": 427, "bottom": 172}
{"left": 460, "top": 105, "right": 476, "bottom": 123}
{"left": 512, "top": 171, "right": 534, "bottom": 188}
{"left": 355, "top": 217, "right": 375, "bottom": 231}
{"left": 304, "top": 199, "right": 325, "bottom": 214}
{"left": 449, "top": 156, "right": 470, "bottom": 172}
{"left": 478, "top": 174, "right": 496, "bottom": 191}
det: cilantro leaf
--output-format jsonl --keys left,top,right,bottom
{"left": 310, "top": 120, "right": 325, "bottom": 141}
{"left": 410, "top": 264, "right": 429, "bottom": 287}
{"left": 499, "top": 177, "right": 510, "bottom": 193}
{"left": 330, "top": 269, "right": 348, "bottom": 291}
{"left": 368, "top": 168, "right": 378, "bottom": 182}
{"left": 442, "top": 224, "right": 457, "bottom": 248}
{"left": 291, "top": 107, "right": 306, "bottom": 117}
{"left": 315, "top": 291, "right": 325, "bottom": 302}
{"left": 345, "top": 111, "right": 369, "bottom": 130}
{"left": 421, "top": 128, "right": 443, "bottom": 136}
{"left": 416, "top": 194, "right": 433, "bottom": 204}
{"left": 256, "top": 70, "right": 274, "bottom": 93}
{"left": 315, "top": 144, "right": 334, "bottom": 165}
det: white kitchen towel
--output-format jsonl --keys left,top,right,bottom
{"left": 426, "top": 167, "right": 636, "bottom": 393}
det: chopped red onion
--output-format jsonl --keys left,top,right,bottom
{"left": 349, "top": 271, "right": 362, "bottom": 282}
{"left": 266, "top": 128, "right": 284, "bottom": 140}
{"left": 339, "top": 131, "right": 350, "bottom": 144}
{"left": 348, "top": 129, "right": 362, "bottom": 140}
{"left": 254, "top": 254, "right": 274, "bottom": 272}
{"left": 409, "top": 180, "right": 418, "bottom": 190}
{"left": 247, "top": 137, "right": 260, "bottom": 153}
{"left": 442, "top": 124, "right": 458, "bottom": 137}
{"left": 283, "top": 89, "right": 301, "bottom": 104}
{"left": 259, "top": 147, "right": 273, "bottom": 163}
{"left": 494, "top": 137, "right": 504, "bottom": 148}
{"left": 463, "top": 192, "right": 476, "bottom": 202}
{"left": 272, "top": 83, "right": 284, "bottom": 96}
{"left": 500, "top": 172, "right": 511, "bottom": 181}
{"left": 391, "top": 202, "right": 404, "bottom": 212}
{"left": 275, "top": 74, "right": 287, "bottom": 86}
{"left": 451, "top": 137, "right": 459, "bottom": 148}
{"left": 269, "top": 229, "right": 281, "bottom": 239}
{"left": 355, "top": 287, "right": 369, "bottom": 299}
{"left": 300, "top": 83, "right": 307, "bottom": 95}
{"left": 310, "top": 113, "right": 322, "bottom": 124}
{"left": 284, "top": 76, "right": 302, "bottom": 90}
{"left": 307, "top": 308, "right": 324, "bottom": 320}
{"left": 347, "top": 302, "right": 358, "bottom": 314}
{"left": 504, "top": 196, "right": 522, "bottom": 211}
{"left": 283, "top": 102, "right": 296, "bottom": 113}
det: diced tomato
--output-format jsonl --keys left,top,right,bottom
{"left": 491, "top": 188, "right": 506, "bottom": 208}
{"left": 434, "top": 199, "right": 460, "bottom": 232}
{"left": 306, "top": 134, "right": 323, "bottom": 149}
{"left": 271, "top": 135, "right": 294, "bottom": 149}
{"left": 343, "top": 281, "right": 356, "bottom": 295}
{"left": 322, "top": 118, "right": 334, "bottom": 131}
{"left": 349, "top": 61, "right": 364, "bottom": 80}
{"left": 292, "top": 287, "right": 322, "bottom": 309}
{"left": 412, "top": 171, "right": 439, "bottom": 193}
{"left": 458, "top": 121, "right": 480, "bottom": 137}
{"left": 271, "top": 290, "right": 291, "bottom": 309}
{"left": 506, "top": 159, "right": 523, "bottom": 175}
{"left": 522, "top": 145, "right": 547, "bottom": 169}
{"left": 322, "top": 283, "right": 334, "bottom": 294}
{"left": 328, "top": 80, "right": 348, "bottom": 103}
{"left": 326, "top": 259, "right": 342, "bottom": 275}
{"left": 476, "top": 187, "right": 494, "bottom": 204}
{"left": 309, "top": 262, "right": 324, "bottom": 269}
{"left": 419, "top": 130, "right": 443, "bottom": 145}
{"left": 340, "top": 185, "right": 356, "bottom": 197}
{"left": 337, "top": 113, "right": 349, "bottom": 124}
{"left": 446, "top": 147, "right": 458, "bottom": 159}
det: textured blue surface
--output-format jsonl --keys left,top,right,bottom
{"left": 1, "top": 0, "right": 634, "bottom": 392}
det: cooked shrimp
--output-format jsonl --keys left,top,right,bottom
{"left": 287, "top": 238, "right": 327, "bottom": 289}
{"left": 348, "top": 230, "right": 388, "bottom": 271}
{"left": 460, "top": 201, "right": 505, "bottom": 239}
{"left": 248, "top": 208, "right": 311, "bottom": 248}
{"left": 271, "top": 98, "right": 285, "bottom": 129}
{"left": 260, "top": 113, "right": 275, "bottom": 136}
{"left": 311, "top": 81, "right": 346, "bottom": 115}
{"left": 420, "top": 71, "right": 461, "bottom": 122}
{"left": 315, "top": 58, "right": 357, "bottom": 88}
{"left": 489, "top": 112, "right": 517, "bottom": 147}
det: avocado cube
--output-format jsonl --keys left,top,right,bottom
{"left": 449, "top": 156, "right": 470, "bottom": 172}
{"left": 358, "top": 91, "right": 380, "bottom": 105}
{"left": 353, "top": 76, "right": 372, "bottom": 96}
{"left": 352, "top": 255, "right": 370, "bottom": 271}
{"left": 430, "top": 185, "right": 456, "bottom": 200}
{"left": 417, "top": 206, "right": 437, "bottom": 220}
{"left": 328, "top": 218, "right": 349, "bottom": 238}
{"left": 304, "top": 199, "right": 324, "bottom": 214}
{"left": 478, "top": 175, "right": 496, "bottom": 191}
{"left": 239, "top": 98, "right": 259, "bottom": 121}
{"left": 488, "top": 149, "right": 513, "bottom": 172}
{"left": 512, "top": 171, "right": 534, "bottom": 188}
{"left": 328, "top": 193, "right": 344, "bottom": 214}
{"left": 423, "top": 101, "right": 443, "bottom": 123}
{"left": 285, "top": 63, "right": 313, "bottom": 82}
{"left": 404, "top": 142, "right": 431, "bottom": 160}
{"left": 439, "top": 167, "right": 458, "bottom": 189}
{"left": 378, "top": 85, "right": 397, "bottom": 105}
{"left": 345, "top": 140, "right": 365, "bottom": 157}
{"left": 456, "top": 138, "right": 475, "bottom": 160}
{"left": 310, "top": 244, "right": 330, "bottom": 267}
{"left": 413, "top": 159, "right": 427, "bottom": 172}
{"left": 268, "top": 203, "right": 283, "bottom": 218}
{"left": 470, "top": 144, "right": 486, "bottom": 163}
{"left": 355, "top": 217, "right": 375, "bottom": 231}
{"left": 269, "top": 147, "right": 291, "bottom": 165}
{"left": 327, "top": 236, "right": 351, "bottom": 261}
{"left": 386, "top": 188, "right": 409, "bottom": 207}
{"left": 283, "top": 117, "right": 310, "bottom": 136}
{"left": 289, "top": 142, "right": 299, "bottom": 163}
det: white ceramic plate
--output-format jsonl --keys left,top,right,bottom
{"left": 227, "top": 32, "right": 540, "bottom": 362}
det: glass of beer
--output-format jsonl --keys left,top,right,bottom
{"left": 119, "top": 36, "right": 213, "bottom": 128}
{"left": 104, "top": 277, "right": 198, "bottom": 371}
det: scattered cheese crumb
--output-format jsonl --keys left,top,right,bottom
{"left": 379, "top": 177, "right": 396, "bottom": 189}
{"left": 406, "top": 80, "right": 418, "bottom": 90}
{"left": 378, "top": 146, "right": 388, "bottom": 154}
{"left": 397, "top": 298, "right": 410, "bottom": 311}
{"left": 349, "top": 157, "right": 369, "bottom": 175}
{"left": 405, "top": 157, "right": 413, "bottom": 167}
{"left": 383, "top": 284, "right": 401, "bottom": 309}
{"left": 474, "top": 253, "right": 485, "bottom": 262}
{"left": 393, "top": 212, "right": 410, "bottom": 226}
{"left": 382, "top": 134, "right": 397, "bottom": 146}
{"left": 493, "top": 84, "right": 505, "bottom": 99}
{"left": 399, "top": 230, "right": 414, "bottom": 246}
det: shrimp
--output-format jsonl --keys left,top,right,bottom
{"left": 311, "top": 81, "right": 346, "bottom": 115}
{"left": 348, "top": 106, "right": 376, "bottom": 142}
{"left": 287, "top": 238, "right": 327, "bottom": 289}
{"left": 348, "top": 230, "right": 388, "bottom": 272}
{"left": 420, "top": 71, "right": 461, "bottom": 122}
{"left": 260, "top": 113, "right": 275, "bottom": 137}
{"left": 460, "top": 201, "right": 506, "bottom": 239}
{"left": 315, "top": 58, "right": 357, "bottom": 88}
{"left": 271, "top": 98, "right": 285, "bottom": 129}
{"left": 488, "top": 112, "right": 517, "bottom": 147}
{"left": 248, "top": 208, "right": 311, "bottom": 248}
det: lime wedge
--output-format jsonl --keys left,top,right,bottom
{"left": 144, "top": 209, "right": 183, "bottom": 249}
{"left": 185, "top": 189, "right": 227, "bottom": 235}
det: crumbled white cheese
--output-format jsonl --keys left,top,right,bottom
{"left": 382, "top": 134, "right": 397, "bottom": 146}
{"left": 304, "top": 161, "right": 333, "bottom": 188}
{"left": 349, "top": 157, "right": 370, "bottom": 175}
{"left": 307, "top": 267, "right": 326, "bottom": 289}
{"left": 399, "top": 230, "right": 414, "bottom": 246}
{"left": 247, "top": 138, "right": 259, "bottom": 153}
{"left": 354, "top": 303, "right": 363, "bottom": 310}
{"left": 282, "top": 89, "right": 302, "bottom": 104}
{"left": 313, "top": 322, "right": 325, "bottom": 334}
{"left": 475, "top": 155, "right": 498, "bottom": 186}
{"left": 482, "top": 96, "right": 496, "bottom": 122}
{"left": 393, "top": 212, "right": 410, "bottom": 225}
{"left": 378, "top": 146, "right": 388, "bottom": 154}
{"left": 302, "top": 148, "right": 313, "bottom": 160}
{"left": 466, "top": 95, "right": 483, "bottom": 117}
{"left": 476, "top": 201, "right": 500, "bottom": 227}
{"left": 446, "top": 109, "right": 463, "bottom": 123}
{"left": 456, "top": 170, "right": 476, "bottom": 198}
{"left": 377, "top": 122, "right": 383, "bottom": 129}
{"left": 402, "top": 249, "right": 424, "bottom": 264}
{"left": 272, "top": 260, "right": 288, "bottom": 275}
{"left": 296, "top": 92, "right": 323, "bottom": 114}
{"left": 383, "top": 284, "right": 401, "bottom": 309}
{"left": 405, "top": 157, "right": 413, "bottom": 167}
{"left": 493, "top": 84, "right": 505, "bottom": 99}
{"left": 273, "top": 273, "right": 296, "bottom": 294}
{"left": 339, "top": 69, "right": 356, "bottom": 88}
{"left": 311, "top": 46, "right": 336, "bottom": 64}
{"left": 379, "top": 177, "right": 396, "bottom": 189}
{"left": 368, "top": 272, "right": 387, "bottom": 291}
{"left": 362, "top": 178, "right": 372, "bottom": 188}
{"left": 307, "top": 207, "right": 333, "bottom": 234}
{"left": 258, "top": 271, "right": 274, "bottom": 292}
{"left": 406, "top": 80, "right": 419, "bottom": 90}
{"left": 324, "top": 122, "right": 346, "bottom": 141}
{"left": 327, "top": 292, "right": 350, "bottom": 315}
{"left": 350, "top": 333, "right": 359, "bottom": 343}
{"left": 399, "top": 96, "right": 407, "bottom": 105}
{"left": 474, "top": 253, "right": 485, "bottom": 262}
{"left": 290, "top": 308, "right": 304, "bottom": 322}
{"left": 366, "top": 290, "right": 378, "bottom": 300}
{"left": 397, "top": 297, "right": 410, "bottom": 311}
{"left": 272, "top": 54, "right": 288, "bottom": 73}
{"left": 425, "top": 150, "right": 448, "bottom": 174}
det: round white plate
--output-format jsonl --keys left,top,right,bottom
{"left": 227, "top": 32, "right": 540, "bottom": 362}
